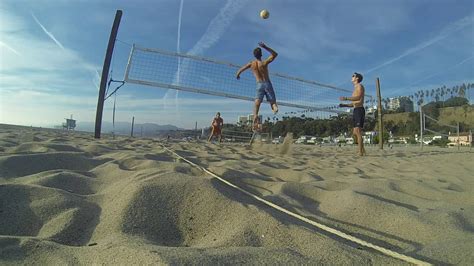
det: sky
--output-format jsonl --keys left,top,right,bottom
{"left": 1, "top": 0, "right": 473, "bottom": 130}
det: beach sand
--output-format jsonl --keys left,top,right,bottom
{"left": 1, "top": 123, "right": 473, "bottom": 265}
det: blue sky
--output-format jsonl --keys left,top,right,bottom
{"left": 1, "top": 0, "right": 473, "bottom": 129}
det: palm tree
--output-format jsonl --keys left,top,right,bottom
{"left": 453, "top": 87, "right": 459, "bottom": 97}
{"left": 467, "top": 83, "right": 471, "bottom": 103}
{"left": 459, "top": 83, "right": 467, "bottom": 98}
{"left": 440, "top": 86, "right": 445, "bottom": 106}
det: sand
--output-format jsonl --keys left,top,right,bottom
{"left": 0, "top": 123, "right": 473, "bottom": 265}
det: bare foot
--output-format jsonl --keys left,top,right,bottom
{"left": 272, "top": 104, "right": 278, "bottom": 114}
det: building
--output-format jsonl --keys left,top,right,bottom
{"left": 62, "top": 115, "right": 76, "bottom": 130}
{"left": 366, "top": 105, "right": 377, "bottom": 114}
{"left": 448, "top": 132, "right": 472, "bottom": 146}
{"left": 238, "top": 114, "right": 262, "bottom": 125}
{"left": 237, "top": 116, "right": 248, "bottom": 125}
{"left": 388, "top": 97, "right": 414, "bottom": 112}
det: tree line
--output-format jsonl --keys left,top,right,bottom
{"left": 224, "top": 83, "right": 472, "bottom": 139}
{"left": 383, "top": 82, "right": 473, "bottom": 109}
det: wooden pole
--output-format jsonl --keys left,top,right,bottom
{"left": 195, "top": 121, "right": 198, "bottom": 139}
{"left": 95, "top": 10, "right": 123, "bottom": 139}
{"left": 420, "top": 105, "right": 423, "bottom": 150}
{"left": 375, "top": 78, "right": 383, "bottom": 149}
{"left": 470, "top": 130, "right": 472, "bottom": 151}
{"left": 457, "top": 122, "right": 460, "bottom": 151}
{"left": 131, "top": 116, "right": 135, "bottom": 137}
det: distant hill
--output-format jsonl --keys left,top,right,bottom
{"left": 384, "top": 105, "right": 474, "bottom": 128}
{"left": 438, "top": 106, "right": 474, "bottom": 126}
{"left": 76, "top": 121, "right": 181, "bottom": 136}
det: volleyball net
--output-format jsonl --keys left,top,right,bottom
{"left": 423, "top": 113, "right": 459, "bottom": 137}
{"left": 124, "top": 45, "right": 372, "bottom": 113}
{"left": 221, "top": 129, "right": 270, "bottom": 143}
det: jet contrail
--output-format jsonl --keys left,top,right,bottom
{"left": 94, "top": 69, "right": 101, "bottom": 91}
{"left": 31, "top": 12, "right": 103, "bottom": 92}
{"left": 364, "top": 14, "right": 474, "bottom": 75}
{"left": 0, "top": 41, "right": 21, "bottom": 56}
{"left": 188, "top": 0, "right": 249, "bottom": 55}
{"left": 177, "top": 0, "right": 184, "bottom": 85}
{"left": 31, "top": 12, "right": 65, "bottom": 50}
{"left": 409, "top": 54, "right": 474, "bottom": 86}
{"left": 164, "top": 0, "right": 248, "bottom": 110}
{"left": 175, "top": 0, "right": 185, "bottom": 112}
{"left": 163, "top": 0, "right": 185, "bottom": 110}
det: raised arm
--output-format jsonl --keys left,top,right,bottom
{"left": 236, "top": 62, "right": 251, "bottom": 80}
{"left": 259, "top": 42, "right": 278, "bottom": 65}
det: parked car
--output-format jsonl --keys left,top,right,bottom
{"left": 272, "top": 136, "right": 284, "bottom": 144}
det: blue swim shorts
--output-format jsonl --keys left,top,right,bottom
{"left": 256, "top": 81, "right": 276, "bottom": 102}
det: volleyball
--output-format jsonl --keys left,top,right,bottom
{"left": 260, "top": 9, "right": 269, "bottom": 19}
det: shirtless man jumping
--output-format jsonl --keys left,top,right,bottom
{"left": 340, "top": 72, "right": 366, "bottom": 156}
{"left": 236, "top": 42, "right": 278, "bottom": 130}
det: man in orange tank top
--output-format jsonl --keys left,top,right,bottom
{"left": 208, "top": 112, "right": 224, "bottom": 142}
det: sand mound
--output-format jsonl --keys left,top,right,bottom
{"left": 122, "top": 174, "right": 285, "bottom": 248}
{"left": 1, "top": 125, "right": 473, "bottom": 265}
{"left": 0, "top": 184, "right": 100, "bottom": 246}
{"left": 0, "top": 152, "right": 108, "bottom": 178}
{"left": 8, "top": 142, "right": 83, "bottom": 153}
{"left": 25, "top": 170, "right": 99, "bottom": 195}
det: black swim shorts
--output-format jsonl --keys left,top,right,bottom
{"left": 353, "top": 107, "right": 365, "bottom": 128}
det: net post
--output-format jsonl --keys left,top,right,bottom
{"left": 124, "top": 44, "right": 135, "bottom": 82}
{"left": 249, "top": 132, "right": 256, "bottom": 145}
{"left": 95, "top": 10, "right": 123, "bottom": 139}
{"left": 131, "top": 116, "right": 135, "bottom": 137}
{"left": 375, "top": 78, "right": 383, "bottom": 150}
{"left": 420, "top": 104, "right": 423, "bottom": 150}
{"left": 457, "top": 122, "right": 460, "bottom": 151}
{"left": 470, "top": 130, "right": 472, "bottom": 151}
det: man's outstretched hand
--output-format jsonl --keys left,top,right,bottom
{"left": 258, "top": 42, "right": 267, "bottom": 48}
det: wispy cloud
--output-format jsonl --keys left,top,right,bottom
{"left": 364, "top": 14, "right": 474, "bottom": 74}
{"left": 0, "top": 40, "right": 21, "bottom": 56}
{"left": 31, "top": 12, "right": 65, "bottom": 50}
{"left": 408, "top": 55, "right": 474, "bottom": 87}
{"left": 188, "top": 0, "right": 249, "bottom": 55}
{"left": 164, "top": 0, "right": 249, "bottom": 110}
{"left": 30, "top": 12, "right": 102, "bottom": 92}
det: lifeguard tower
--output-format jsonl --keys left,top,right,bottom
{"left": 63, "top": 115, "right": 76, "bottom": 131}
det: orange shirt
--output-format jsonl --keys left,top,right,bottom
{"left": 212, "top": 117, "right": 223, "bottom": 128}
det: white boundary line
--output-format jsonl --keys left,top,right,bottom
{"left": 161, "top": 144, "right": 431, "bottom": 265}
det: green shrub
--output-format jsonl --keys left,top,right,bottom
{"left": 430, "top": 138, "right": 450, "bottom": 147}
